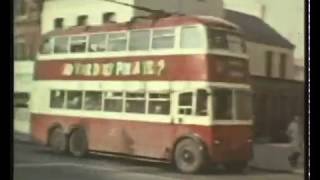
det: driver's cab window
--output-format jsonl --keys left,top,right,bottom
{"left": 178, "top": 92, "right": 193, "bottom": 115}
{"left": 178, "top": 89, "right": 208, "bottom": 116}
{"left": 196, "top": 89, "right": 208, "bottom": 116}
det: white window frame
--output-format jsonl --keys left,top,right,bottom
{"left": 69, "top": 34, "right": 88, "bottom": 53}
{"left": 151, "top": 28, "right": 175, "bottom": 50}
{"left": 103, "top": 91, "right": 124, "bottom": 113}
{"left": 124, "top": 92, "right": 146, "bottom": 114}
{"left": 147, "top": 92, "right": 171, "bottom": 115}
{"left": 107, "top": 31, "right": 128, "bottom": 52}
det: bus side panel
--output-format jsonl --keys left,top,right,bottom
{"left": 30, "top": 113, "right": 217, "bottom": 160}
{"left": 209, "top": 125, "right": 253, "bottom": 163}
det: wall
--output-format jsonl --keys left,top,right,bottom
{"left": 41, "top": 0, "right": 135, "bottom": 34}
{"left": 134, "top": 0, "right": 223, "bottom": 17}
{"left": 14, "top": 0, "right": 41, "bottom": 95}
{"left": 14, "top": 61, "right": 35, "bottom": 93}
{"left": 246, "top": 41, "right": 295, "bottom": 79}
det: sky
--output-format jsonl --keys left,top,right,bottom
{"left": 223, "top": 0, "right": 305, "bottom": 61}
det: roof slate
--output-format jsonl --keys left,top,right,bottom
{"left": 225, "top": 9, "right": 295, "bottom": 49}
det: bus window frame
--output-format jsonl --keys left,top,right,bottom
{"left": 180, "top": 25, "right": 206, "bottom": 49}
{"left": 88, "top": 33, "right": 108, "bottom": 52}
{"left": 211, "top": 86, "right": 253, "bottom": 123}
{"left": 69, "top": 34, "right": 89, "bottom": 53}
{"left": 151, "top": 28, "right": 176, "bottom": 50}
{"left": 107, "top": 31, "right": 128, "bottom": 52}
{"left": 103, "top": 91, "right": 125, "bottom": 113}
{"left": 53, "top": 35, "right": 70, "bottom": 54}
{"left": 147, "top": 91, "right": 171, "bottom": 115}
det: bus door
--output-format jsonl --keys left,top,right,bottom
{"left": 174, "top": 89, "right": 210, "bottom": 125}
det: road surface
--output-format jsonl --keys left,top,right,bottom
{"left": 14, "top": 140, "right": 304, "bottom": 180}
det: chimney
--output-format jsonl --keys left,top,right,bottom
{"left": 260, "top": 4, "right": 266, "bottom": 21}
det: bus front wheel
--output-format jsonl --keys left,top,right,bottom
{"left": 69, "top": 128, "right": 88, "bottom": 157}
{"left": 48, "top": 127, "right": 67, "bottom": 154}
{"left": 174, "top": 139, "right": 206, "bottom": 174}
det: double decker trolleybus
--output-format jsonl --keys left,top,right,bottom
{"left": 30, "top": 3, "right": 253, "bottom": 174}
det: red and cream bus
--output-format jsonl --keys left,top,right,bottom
{"left": 30, "top": 15, "right": 253, "bottom": 173}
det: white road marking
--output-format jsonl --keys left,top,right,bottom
{"left": 14, "top": 162, "right": 178, "bottom": 180}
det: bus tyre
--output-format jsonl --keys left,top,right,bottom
{"left": 224, "top": 161, "right": 247, "bottom": 173}
{"left": 174, "top": 139, "right": 205, "bottom": 174}
{"left": 48, "top": 127, "right": 67, "bottom": 154}
{"left": 69, "top": 129, "right": 88, "bottom": 157}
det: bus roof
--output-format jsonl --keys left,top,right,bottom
{"left": 43, "top": 15, "right": 240, "bottom": 37}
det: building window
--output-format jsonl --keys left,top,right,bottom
{"left": 54, "top": 18, "right": 64, "bottom": 29}
{"left": 14, "top": 41, "right": 28, "bottom": 60}
{"left": 265, "top": 51, "right": 273, "bottom": 77}
{"left": 102, "top": 12, "right": 116, "bottom": 23}
{"left": 16, "top": 0, "right": 26, "bottom": 16}
{"left": 77, "top": 15, "right": 88, "bottom": 26}
{"left": 279, "top": 53, "right": 287, "bottom": 78}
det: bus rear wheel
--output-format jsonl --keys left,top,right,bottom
{"left": 69, "top": 128, "right": 88, "bottom": 157}
{"left": 48, "top": 127, "right": 67, "bottom": 154}
{"left": 174, "top": 139, "right": 206, "bottom": 174}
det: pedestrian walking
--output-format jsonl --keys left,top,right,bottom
{"left": 286, "top": 115, "right": 303, "bottom": 168}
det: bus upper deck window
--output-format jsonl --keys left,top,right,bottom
{"left": 129, "top": 30, "right": 150, "bottom": 51}
{"left": 107, "top": 32, "right": 127, "bottom": 51}
{"left": 40, "top": 38, "right": 53, "bottom": 54}
{"left": 89, "top": 34, "right": 107, "bottom": 52}
{"left": 152, "top": 29, "right": 175, "bottom": 49}
{"left": 70, "top": 36, "right": 87, "bottom": 53}
{"left": 180, "top": 26, "right": 204, "bottom": 49}
{"left": 208, "top": 30, "right": 228, "bottom": 49}
{"left": 208, "top": 29, "right": 244, "bottom": 53}
{"left": 54, "top": 36, "right": 69, "bottom": 53}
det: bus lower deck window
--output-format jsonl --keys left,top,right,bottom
{"left": 84, "top": 91, "right": 102, "bottom": 111}
{"left": 104, "top": 92, "right": 123, "bottom": 112}
{"left": 148, "top": 93, "right": 170, "bottom": 114}
{"left": 125, "top": 93, "right": 145, "bottom": 113}
{"left": 66, "top": 91, "right": 83, "bottom": 110}
{"left": 50, "top": 90, "right": 65, "bottom": 108}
